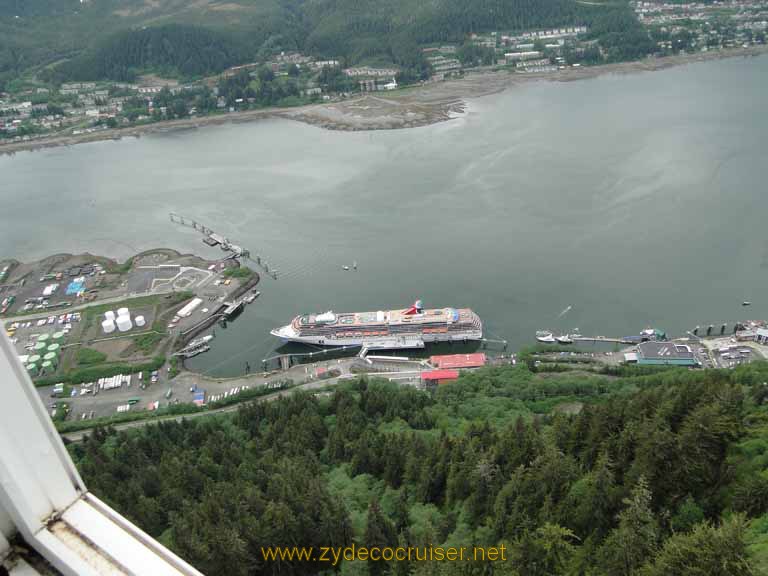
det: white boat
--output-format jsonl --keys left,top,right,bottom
{"left": 556, "top": 334, "right": 574, "bottom": 344}
{"left": 342, "top": 265, "right": 350, "bottom": 271}
{"left": 536, "top": 330, "right": 556, "bottom": 343}
{"left": 187, "top": 335, "right": 213, "bottom": 348}
{"left": 245, "top": 291, "right": 261, "bottom": 303}
{"left": 182, "top": 345, "right": 210, "bottom": 358}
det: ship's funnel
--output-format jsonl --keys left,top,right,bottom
{"left": 404, "top": 299, "right": 424, "bottom": 315}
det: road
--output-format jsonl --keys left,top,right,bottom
{"left": 59, "top": 356, "right": 429, "bottom": 441}
{"left": 60, "top": 377, "right": 336, "bottom": 442}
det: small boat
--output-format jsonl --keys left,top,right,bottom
{"left": 187, "top": 335, "right": 213, "bottom": 349}
{"left": 536, "top": 330, "right": 556, "bottom": 343}
{"left": 353, "top": 261, "right": 358, "bottom": 270}
{"left": 743, "top": 301, "right": 752, "bottom": 307}
{"left": 342, "top": 265, "right": 350, "bottom": 271}
{"left": 183, "top": 345, "right": 210, "bottom": 358}
{"left": 556, "top": 334, "right": 574, "bottom": 344}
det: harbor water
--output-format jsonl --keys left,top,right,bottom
{"left": 1, "top": 54, "right": 767, "bottom": 376}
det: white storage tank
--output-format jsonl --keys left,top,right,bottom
{"left": 116, "top": 315, "right": 133, "bottom": 332}
{"left": 104, "top": 310, "right": 116, "bottom": 321}
{"left": 117, "top": 307, "right": 130, "bottom": 317}
{"left": 102, "top": 318, "right": 116, "bottom": 334}
{"left": 135, "top": 315, "right": 146, "bottom": 328}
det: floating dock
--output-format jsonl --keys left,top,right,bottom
{"left": 222, "top": 300, "right": 245, "bottom": 318}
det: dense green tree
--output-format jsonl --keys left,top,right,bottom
{"left": 535, "top": 523, "right": 578, "bottom": 574}
{"left": 69, "top": 363, "right": 768, "bottom": 575}
{"left": 48, "top": 24, "right": 251, "bottom": 82}
{"left": 639, "top": 515, "right": 753, "bottom": 576}
{"left": 365, "top": 499, "right": 397, "bottom": 576}
{"left": 596, "top": 477, "right": 659, "bottom": 576}
{"left": 669, "top": 496, "right": 705, "bottom": 533}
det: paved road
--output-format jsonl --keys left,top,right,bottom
{"left": 60, "top": 376, "right": 345, "bottom": 442}
{"left": 59, "top": 356, "right": 429, "bottom": 442}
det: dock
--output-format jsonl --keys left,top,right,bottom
{"left": 359, "top": 337, "right": 425, "bottom": 358}
{"left": 222, "top": 300, "right": 245, "bottom": 318}
{"left": 571, "top": 336, "right": 635, "bottom": 345}
{"left": 169, "top": 212, "right": 278, "bottom": 280}
{"left": 263, "top": 345, "right": 363, "bottom": 371}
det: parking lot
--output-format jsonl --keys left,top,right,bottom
{"left": 3, "top": 262, "right": 106, "bottom": 317}
{"left": 700, "top": 336, "right": 767, "bottom": 369}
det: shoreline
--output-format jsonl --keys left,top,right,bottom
{"left": 1, "top": 45, "right": 766, "bottom": 155}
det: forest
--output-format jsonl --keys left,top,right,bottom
{"left": 43, "top": 24, "right": 250, "bottom": 83}
{"left": 0, "top": 0, "right": 654, "bottom": 87}
{"left": 70, "top": 361, "right": 768, "bottom": 575}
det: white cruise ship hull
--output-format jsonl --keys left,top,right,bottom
{"left": 270, "top": 326, "right": 483, "bottom": 347}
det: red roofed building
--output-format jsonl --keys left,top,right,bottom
{"left": 421, "top": 369, "right": 460, "bottom": 385}
{"left": 429, "top": 353, "right": 486, "bottom": 369}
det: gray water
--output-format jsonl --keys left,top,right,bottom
{"left": 2, "top": 55, "right": 767, "bottom": 376}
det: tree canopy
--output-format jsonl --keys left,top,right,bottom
{"left": 69, "top": 361, "right": 768, "bottom": 574}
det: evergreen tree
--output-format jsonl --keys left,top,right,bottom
{"left": 365, "top": 499, "right": 397, "bottom": 576}
{"left": 596, "top": 477, "right": 659, "bottom": 576}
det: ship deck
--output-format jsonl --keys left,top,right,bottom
{"left": 297, "top": 307, "right": 474, "bottom": 329}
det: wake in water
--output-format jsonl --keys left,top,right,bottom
{"left": 558, "top": 305, "right": 572, "bottom": 318}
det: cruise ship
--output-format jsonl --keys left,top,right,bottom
{"left": 271, "top": 300, "right": 483, "bottom": 347}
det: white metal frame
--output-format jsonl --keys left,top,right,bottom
{"left": 0, "top": 332, "right": 205, "bottom": 575}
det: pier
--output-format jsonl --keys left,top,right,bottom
{"left": 179, "top": 305, "right": 226, "bottom": 340}
{"left": 359, "top": 336, "right": 426, "bottom": 357}
{"left": 571, "top": 336, "right": 635, "bottom": 345}
{"left": 222, "top": 299, "right": 245, "bottom": 318}
{"left": 263, "top": 345, "right": 363, "bottom": 370}
{"left": 169, "top": 212, "right": 278, "bottom": 280}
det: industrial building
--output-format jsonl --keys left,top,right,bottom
{"left": 625, "top": 341, "right": 699, "bottom": 366}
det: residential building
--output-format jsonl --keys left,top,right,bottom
{"left": 344, "top": 67, "right": 399, "bottom": 77}
{"left": 505, "top": 51, "right": 543, "bottom": 62}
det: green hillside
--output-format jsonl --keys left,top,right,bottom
{"left": 70, "top": 362, "right": 768, "bottom": 575}
{"left": 0, "top": 0, "right": 606, "bottom": 87}
{"left": 46, "top": 24, "right": 252, "bottom": 82}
